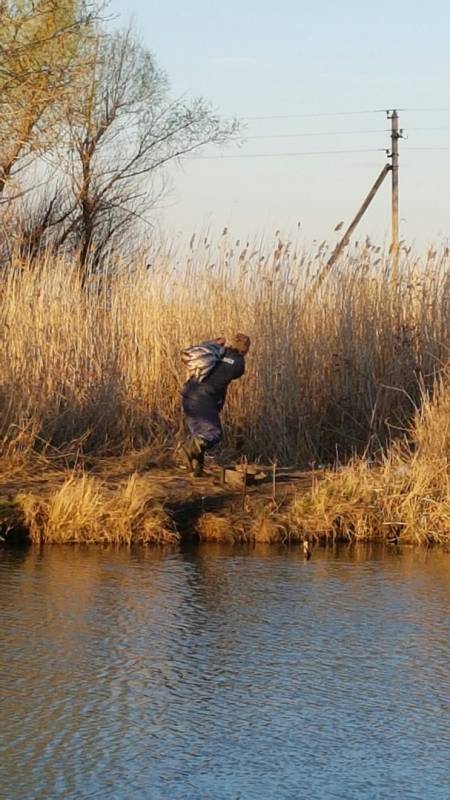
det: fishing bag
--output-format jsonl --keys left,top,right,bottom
{"left": 181, "top": 341, "right": 225, "bottom": 382}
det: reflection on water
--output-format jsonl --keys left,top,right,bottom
{"left": 1, "top": 543, "right": 449, "bottom": 800}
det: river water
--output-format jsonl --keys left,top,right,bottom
{"left": 1, "top": 543, "right": 449, "bottom": 800}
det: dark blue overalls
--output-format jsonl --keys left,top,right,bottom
{"left": 181, "top": 348, "right": 245, "bottom": 449}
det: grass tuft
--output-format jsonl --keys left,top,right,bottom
{"left": 16, "top": 473, "right": 178, "bottom": 545}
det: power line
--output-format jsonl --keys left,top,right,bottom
{"left": 403, "top": 147, "right": 450, "bottom": 151}
{"left": 241, "top": 109, "right": 388, "bottom": 120}
{"left": 243, "top": 127, "right": 450, "bottom": 140}
{"left": 244, "top": 129, "right": 388, "bottom": 140}
{"left": 189, "top": 148, "right": 386, "bottom": 160}
{"left": 239, "top": 107, "right": 450, "bottom": 122}
{"left": 400, "top": 107, "right": 450, "bottom": 113}
{"left": 188, "top": 144, "right": 450, "bottom": 162}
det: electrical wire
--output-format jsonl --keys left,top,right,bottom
{"left": 408, "top": 126, "right": 450, "bottom": 131}
{"left": 244, "top": 129, "right": 388, "bottom": 140}
{"left": 184, "top": 108, "right": 450, "bottom": 161}
{"left": 240, "top": 107, "right": 450, "bottom": 122}
{"left": 241, "top": 109, "right": 389, "bottom": 120}
{"left": 189, "top": 148, "right": 387, "bottom": 160}
{"left": 402, "top": 147, "right": 450, "bottom": 151}
{"left": 243, "top": 127, "right": 450, "bottom": 140}
{"left": 399, "top": 107, "right": 450, "bottom": 113}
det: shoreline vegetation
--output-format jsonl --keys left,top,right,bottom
{"left": 0, "top": 240, "right": 449, "bottom": 548}
{"left": 0, "top": 4, "right": 448, "bottom": 547}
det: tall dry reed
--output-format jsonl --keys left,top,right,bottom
{"left": 287, "top": 369, "right": 450, "bottom": 544}
{"left": 0, "top": 237, "right": 448, "bottom": 466}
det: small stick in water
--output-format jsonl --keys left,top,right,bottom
{"left": 303, "top": 540, "right": 311, "bottom": 560}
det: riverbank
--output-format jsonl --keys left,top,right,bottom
{"left": 0, "top": 455, "right": 314, "bottom": 546}
{"left": 1, "top": 440, "right": 448, "bottom": 547}
{"left": 3, "top": 369, "right": 449, "bottom": 547}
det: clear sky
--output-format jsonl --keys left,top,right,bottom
{"left": 108, "top": 0, "right": 450, "bottom": 250}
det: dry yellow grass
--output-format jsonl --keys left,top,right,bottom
{"left": 0, "top": 237, "right": 448, "bottom": 546}
{"left": 1, "top": 370, "right": 448, "bottom": 545}
{"left": 16, "top": 473, "right": 178, "bottom": 545}
{"left": 194, "top": 501, "right": 292, "bottom": 544}
{"left": 286, "top": 371, "right": 450, "bottom": 545}
{"left": 0, "top": 238, "right": 448, "bottom": 468}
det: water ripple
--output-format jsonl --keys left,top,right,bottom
{"left": 0, "top": 544, "right": 449, "bottom": 800}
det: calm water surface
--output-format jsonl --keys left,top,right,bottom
{"left": 1, "top": 543, "right": 449, "bottom": 800}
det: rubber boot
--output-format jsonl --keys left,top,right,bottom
{"left": 181, "top": 436, "right": 206, "bottom": 475}
{"left": 191, "top": 449, "right": 205, "bottom": 478}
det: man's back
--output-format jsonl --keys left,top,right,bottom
{"left": 183, "top": 347, "right": 245, "bottom": 407}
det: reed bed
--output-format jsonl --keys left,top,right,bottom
{"left": 0, "top": 369, "right": 448, "bottom": 546}
{"left": 286, "top": 371, "right": 450, "bottom": 545}
{"left": 193, "top": 373, "right": 450, "bottom": 546}
{"left": 0, "top": 236, "right": 448, "bottom": 468}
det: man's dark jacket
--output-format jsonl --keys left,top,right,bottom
{"left": 182, "top": 348, "right": 245, "bottom": 412}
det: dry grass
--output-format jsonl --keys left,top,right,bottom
{"left": 196, "top": 513, "right": 235, "bottom": 542}
{"left": 286, "top": 371, "right": 450, "bottom": 545}
{"left": 15, "top": 472, "right": 178, "bottom": 545}
{"left": 195, "top": 506, "right": 290, "bottom": 544}
{"left": 1, "top": 371, "right": 448, "bottom": 546}
{"left": 0, "top": 236, "right": 448, "bottom": 546}
{"left": 0, "top": 238, "right": 448, "bottom": 468}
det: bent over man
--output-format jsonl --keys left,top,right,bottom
{"left": 180, "top": 333, "right": 251, "bottom": 476}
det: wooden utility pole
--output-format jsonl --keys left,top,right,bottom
{"left": 323, "top": 163, "right": 390, "bottom": 277}
{"left": 388, "top": 109, "right": 401, "bottom": 282}
{"left": 311, "top": 107, "right": 403, "bottom": 290}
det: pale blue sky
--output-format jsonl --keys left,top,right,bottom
{"left": 109, "top": 0, "right": 450, "bottom": 249}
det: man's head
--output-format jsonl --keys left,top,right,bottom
{"left": 230, "top": 333, "right": 251, "bottom": 356}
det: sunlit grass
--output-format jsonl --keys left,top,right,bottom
{"left": 286, "top": 371, "right": 450, "bottom": 545}
{"left": 16, "top": 472, "right": 178, "bottom": 545}
{"left": 0, "top": 234, "right": 448, "bottom": 545}
{"left": 0, "top": 236, "right": 448, "bottom": 467}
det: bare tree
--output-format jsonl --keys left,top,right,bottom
{"left": 0, "top": 12, "right": 237, "bottom": 270}
{"left": 53, "top": 29, "right": 238, "bottom": 268}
